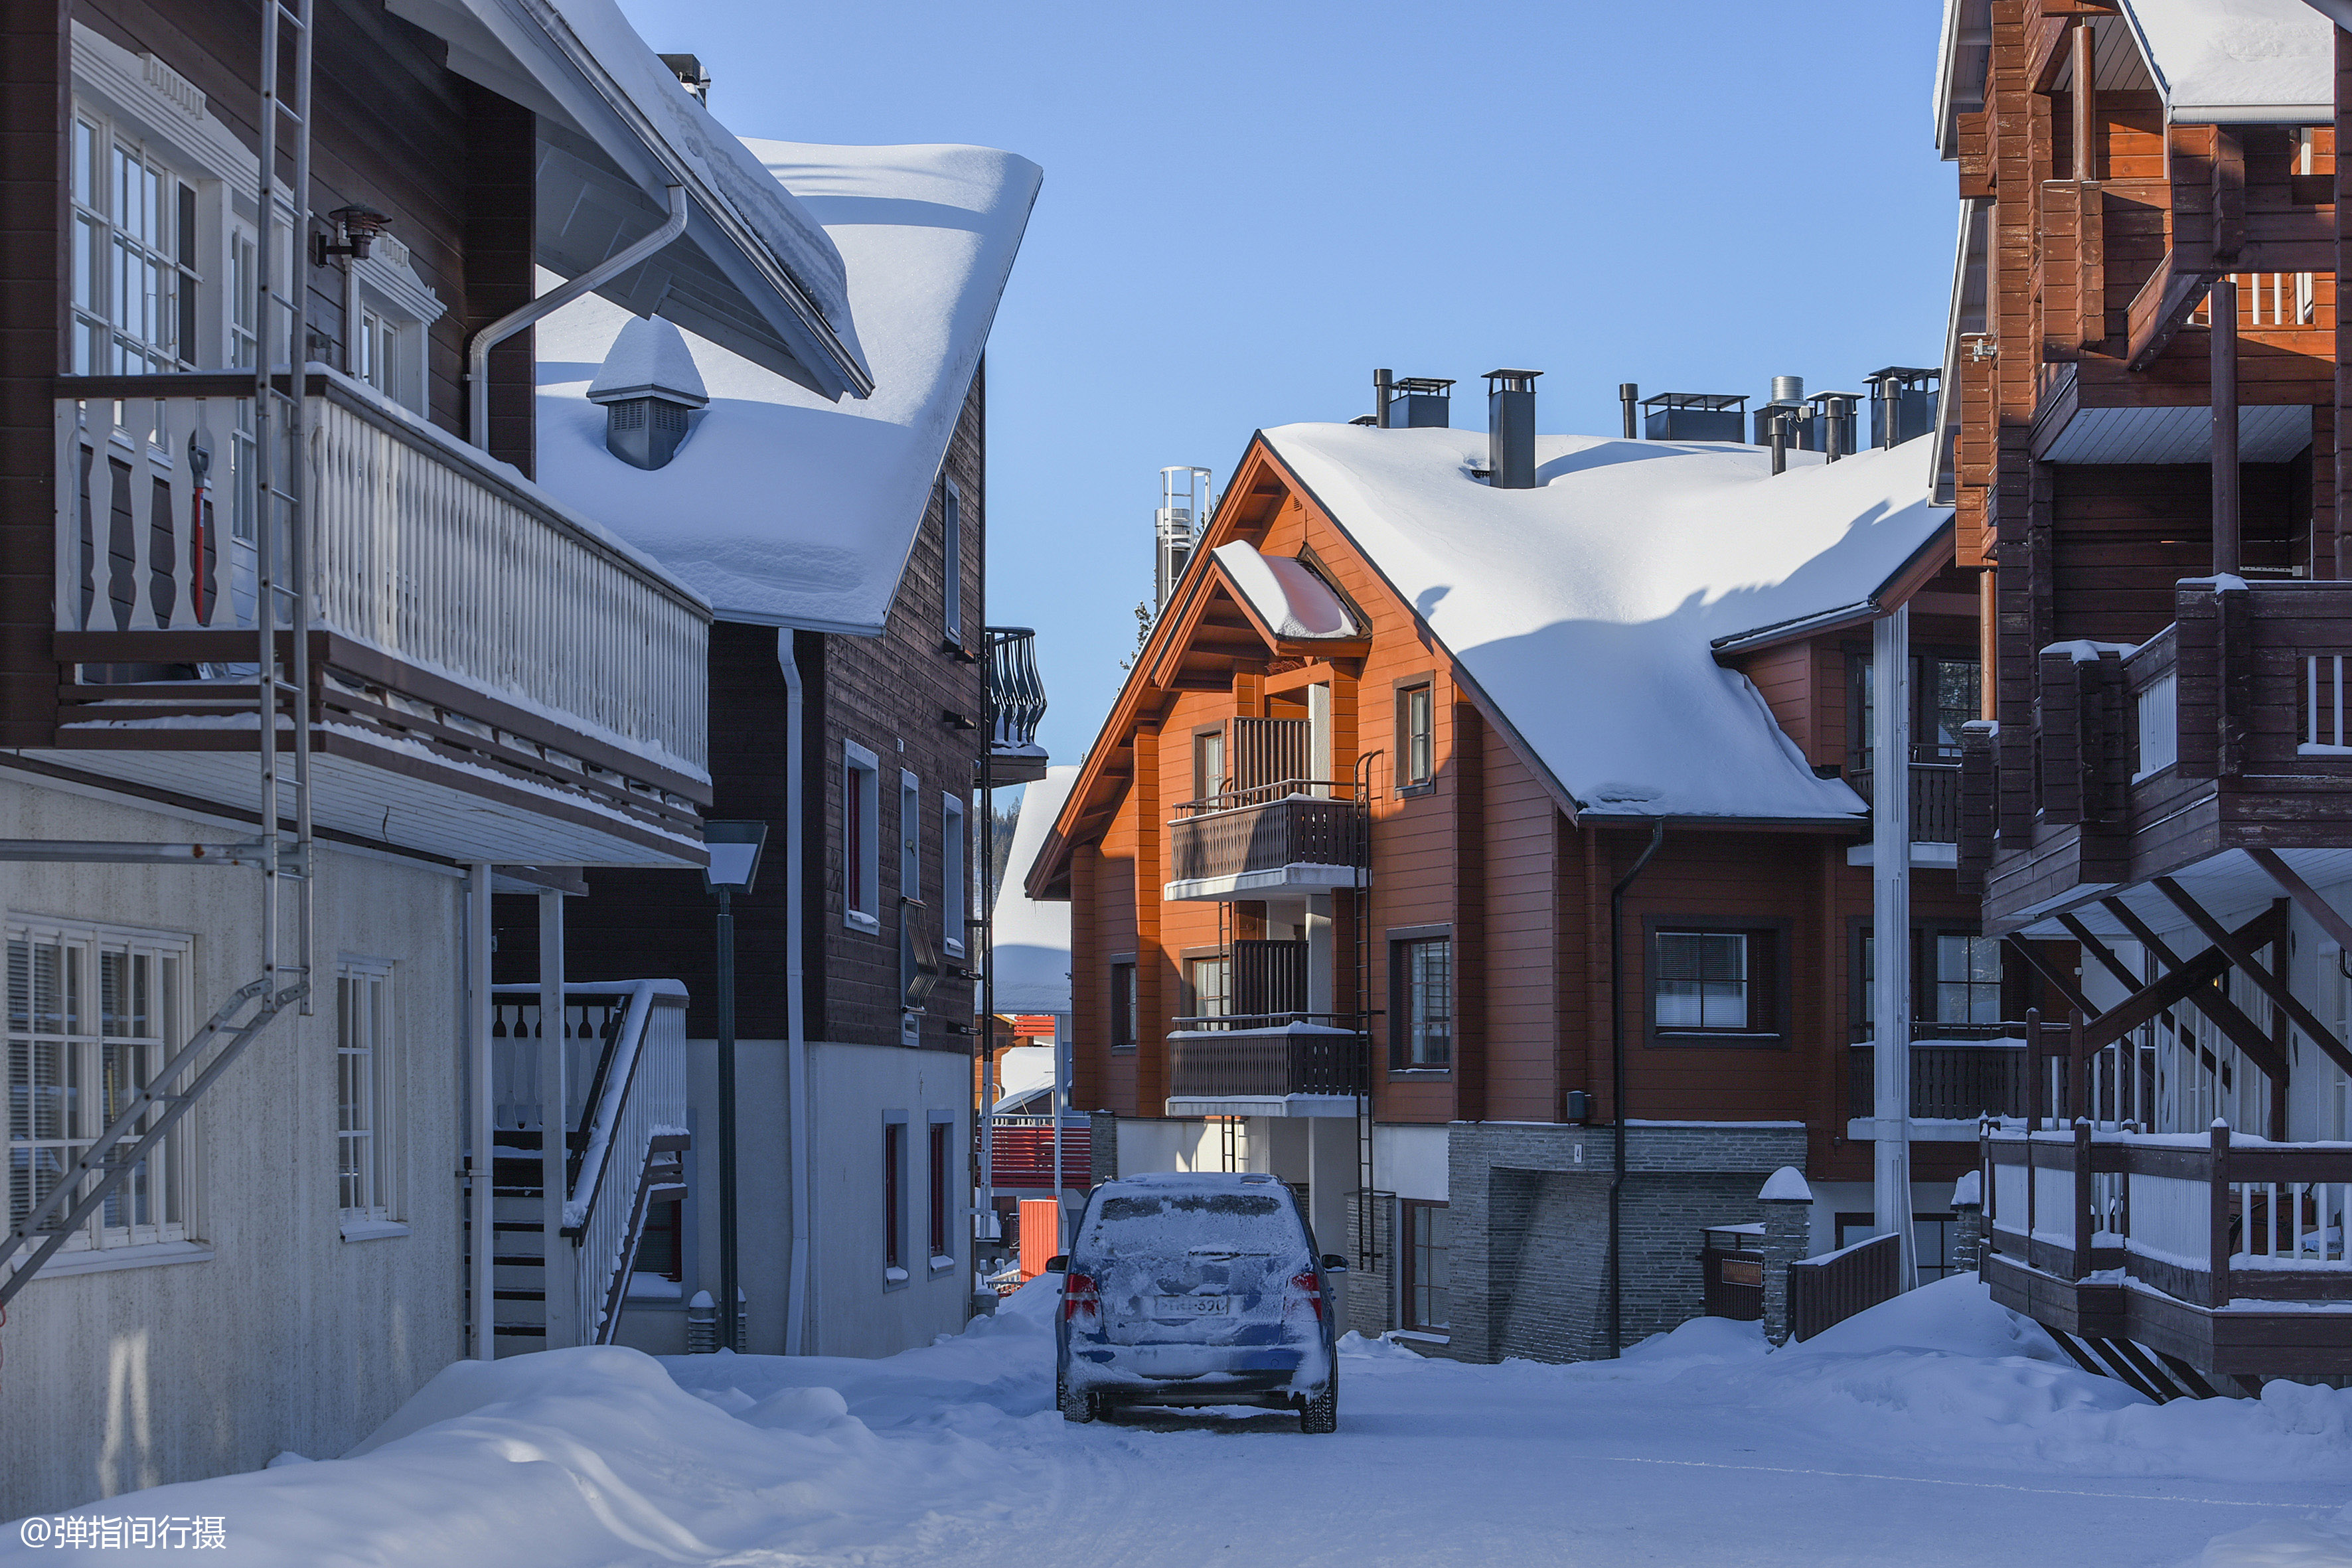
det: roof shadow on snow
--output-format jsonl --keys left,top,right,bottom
{"left": 1531, "top": 437, "right": 1723, "bottom": 486}
{"left": 790, "top": 193, "right": 994, "bottom": 234}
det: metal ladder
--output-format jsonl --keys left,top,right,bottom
{"left": 0, "top": 0, "right": 319, "bottom": 1307}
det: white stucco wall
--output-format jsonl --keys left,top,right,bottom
{"left": 0, "top": 781, "right": 467, "bottom": 1519}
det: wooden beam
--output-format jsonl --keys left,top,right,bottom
{"left": 2029, "top": 14, "right": 2072, "bottom": 92}
{"left": 2004, "top": 936, "right": 2096, "bottom": 1018}
{"left": 2125, "top": 253, "right": 2219, "bottom": 372}
{"left": 2075, "top": 943, "right": 2233, "bottom": 1052}
{"left": 2212, "top": 275, "right": 2240, "bottom": 577}
{"left": 2248, "top": 847, "right": 2352, "bottom": 958}
{"left": 2211, "top": 126, "right": 2246, "bottom": 263}
{"left": 2101, "top": 897, "right": 2292, "bottom": 1083}
{"left": 2154, "top": 878, "right": 2352, "bottom": 1081}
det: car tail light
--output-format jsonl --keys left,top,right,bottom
{"left": 1063, "top": 1271, "right": 1099, "bottom": 1329}
{"left": 1288, "top": 1271, "right": 1324, "bottom": 1324}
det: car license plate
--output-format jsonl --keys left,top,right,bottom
{"left": 1154, "top": 1294, "right": 1231, "bottom": 1316}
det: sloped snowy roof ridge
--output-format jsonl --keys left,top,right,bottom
{"left": 2122, "top": 0, "right": 2333, "bottom": 121}
{"left": 1211, "top": 540, "right": 1358, "bottom": 639}
{"left": 1259, "top": 426, "right": 1950, "bottom": 822}
{"left": 990, "top": 767, "right": 1076, "bottom": 1016}
{"left": 536, "top": 141, "right": 1041, "bottom": 633}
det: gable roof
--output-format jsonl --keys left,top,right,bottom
{"left": 534, "top": 140, "right": 1041, "bottom": 633}
{"left": 1259, "top": 426, "right": 1950, "bottom": 823}
{"left": 386, "top": 0, "right": 870, "bottom": 397}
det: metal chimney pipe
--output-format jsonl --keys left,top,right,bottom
{"left": 1825, "top": 410, "right": 1844, "bottom": 463}
{"left": 1768, "top": 410, "right": 1790, "bottom": 475}
{"left": 1373, "top": 368, "right": 1395, "bottom": 430}
{"left": 1771, "top": 374, "right": 1806, "bottom": 407}
{"left": 1619, "top": 382, "right": 1639, "bottom": 440}
{"left": 1484, "top": 369, "right": 1541, "bottom": 489}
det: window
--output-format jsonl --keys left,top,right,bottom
{"left": 900, "top": 770, "right": 921, "bottom": 904}
{"left": 1836, "top": 1212, "right": 1958, "bottom": 1283}
{"left": 1853, "top": 651, "right": 1982, "bottom": 767}
{"left": 1402, "top": 1202, "right": 1450, "bottom": 1332}
{"left": 635, "top": 1197, "right": 682, "bottom": 1281}
{"left": 1186, "top": 955, "right": 1231, "bottom": 1020}
{"left": 72, "top": 115, "right": 200, "bottom": 375}
{"left": 941, "top": 793, "right": 967, "bottom": 958}
{"left": 1399, "top": 683, "right": 1435, "bottom": 788}
{"left": 1110, "top": 960, "right": 1137, "bottom": 1050}
{"left": 7, "top": 917, "right": 193, "bottom": 1259}
{"left": 883, "top": 1119, "right": 906, "bottom": 1280}
{"left": 844, "top": 743, "right": 880, "bottom": 931}
{"left": 1932, "top": 934, "right": 2003, "bottom": 1026}
{"left": 941, "top": 479, "right": 964, "bottom": 647}
{"left": 336, "top": 960, "right": 400, "bottom": 1230}
{"left": 928, "top": 1117, "right": 953, "bottom": 1266}
{"left": 1650, "top": 924, "right": 1784, "bottom": 1043}
{"left": 1194, "top": 728, "right": 1226, "bottom": 803}
{"left": 1391, "top": 936, "right": 1452, "bottom": 1069}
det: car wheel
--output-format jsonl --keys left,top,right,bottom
{"left": 1300, "top": 1383, "right": 1338, "bottom": 1434}
{"left": 1059, "top": 1379, "right": 1097, "bottom": 1423}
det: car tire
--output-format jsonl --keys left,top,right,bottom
{"left": 1059, "top": 1379, "right": 1097, "bottom": 1423}
{"left": 1300, "top": 1383, "right": 1338, "bottom": 1434}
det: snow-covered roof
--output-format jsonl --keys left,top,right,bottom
{"left": 384, "top": 0, "right": 869, "bottom": 396}
{"left": 536, "top": 140, "right": 1041, "bottom": 633}
{"left": 1211, "top": 541, "right": 1359, "bottom": 639}
{"left": 1259, "top": 426, "right": 1950, "bottom": 822}
{"left": 989, "top": 767, "right": 1075, "bottom": 1014}
{"left": 2122, "top": 0, "right": 2333, "bottom": 122}
{"left": 589, "top": 317, "right": 708, "bottom": 407}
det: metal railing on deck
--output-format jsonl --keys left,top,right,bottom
{"left": 1845, "top": 761, "right": 1962, "bottom": 842}
{"left": 55, "top": 370, "right": 708, "bottom": 774}
{"left": 1847, "top": 1030, "right": 2030, "bottom": 1121}
{"left": 986, "top": 627, "right": 1045, "bottom": 751}
{"left": 1166, "top": 1014, "right": 1368, "bottom": 1097}
{"left": 1168, "top": 782, "right": 1368, "bottom": 884}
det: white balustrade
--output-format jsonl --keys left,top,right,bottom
{"left": 2125, "top": 1170, "right": 2210, "bottom": 1273}
{"left": 1992, "top": 1160, "right": 2030, "bottom": 1237}
{"left": 2031, "top": 1158, "right": 2077, "bottom": 1246}
{"left": 2232, "top": 1180, "right": 2350, "bottom": 1270}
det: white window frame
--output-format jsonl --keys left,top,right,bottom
{"left": 900, "top": 769, "right": 921, "bottom": 905}
{"left": 6, "top": 915, "right": 196, "bottom": 1271}
{"left": 70, "top": 110, "right": 202, "bottom": 376}
{"left": 941, "top": 793, "right": 967, "bottom": 959}
{"left": 336, "top": 957, "right": 406, "bottom": 1239}
{"left": 844, "top": 742, "right": 882, "bottom": 933}
{"left": 926, "top": 1109, "right": 957, "bottom": 1273}
{"left": 344, "top": 232, "right": 446, "bottom": 417}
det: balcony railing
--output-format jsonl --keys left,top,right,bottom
{"left": 986, "top": 626, "right": 1046, "bottom": 751}
{"left": 54, "top": 370, "right": 708, "bottom": 778}
{"left": 986, "top": 1114, "right": 1091, "bottom": 1190}
{"left": 1166, "top": 782, "right": 1368, "bottom": 898}
{"left": 1845, "top": 761, "right": 1962, "bottom": 843}
{"left": 1166, "top": 1014, "right": 1368, "bottom": 1099}
{"left": 1847, "top": 1032, "right": 2031, "bottom": 1121}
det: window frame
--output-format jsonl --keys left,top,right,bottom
{"left": 1109, "top": 956, "right": 1138, "bottom": 1052}
{"left": 1642, "top": 917, "right": 1792, "bottom": 1049}
{"left": 70, "top": 110, "right": 202, "bottom": 377}
{"left": 927, "top": 1112, "right": 956, "bottom": 1271}
{"left": 1395, "top": 676, "right": 1437, "bottom": 792}
{"left": 1192, "top": 724, "right": 1227, "bottom": 804}
{"left": 1400, "top": 1199, "right": 1451, "bottom": 1333}
{"left": 941, "top": 793, "right": 967, "bottom": 959}
{"left": 1849, "top": 919, "right": 2011, "bottom": 1038}
{"left": 941, "top": 477, "right": 965, "bottom": 649}
{"left": 335, "top": 956, "right": 405, "bottom": 1239}
{"left": 882, "top": 1113, "right": 909, "bottom": 1285}
{"left": 1184, "top": 952, "right": 1231, "bottom": 1020}
{"left": 6, "top": 915, "right": 197, "bottom": 1265}
{"left": 1388, "top": 928, "right": 1454, "bottom": 1071}
{"left": 899, "top": 769, "right": 921, "bottom": 906}
{"left": 843, "top": 742, "right": 881, "bottom": 933}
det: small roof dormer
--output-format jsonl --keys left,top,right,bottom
{"left": 589, "top": 316, "right": 709, "bottom": 471}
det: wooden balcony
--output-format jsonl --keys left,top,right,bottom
{"left": 1981, "top": 1124, "right": 2352, "bottom": 1383}
{"left": 1976, "top": 580, "right": 2352, "bottom": 933}
{"left": 37, "top": 372, "right": 710, "bottom": 866}
{"left": 1164, "top": 1015, "right": 1368, "bottom": 1115}
{"left": 1847, "top": 761, "right": 1962, "bottom": 844}
{"left": 1845, "top": 1032, "right": 2031, "bottom": 1135}
{"left": 1164, "top": 785, "right": 1368, "bottom": 901}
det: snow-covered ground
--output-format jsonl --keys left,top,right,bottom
{"left": 9, "top": 1277, "right": 2351, "bottom": 1566}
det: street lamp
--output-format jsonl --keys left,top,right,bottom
{"left": 703, "top": 819, "right": 766, "bottom": 1353}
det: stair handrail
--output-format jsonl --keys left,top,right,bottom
{"left": 486, "top": 979, "right": 684, "bottom": 1229}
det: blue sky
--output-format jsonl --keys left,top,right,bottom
{"left": 617, "top": 0, "right": 1958, "bottom": 770}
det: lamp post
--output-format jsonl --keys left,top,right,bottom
{"left": 704, "top": 820, "right": 767, "bottom": 1353}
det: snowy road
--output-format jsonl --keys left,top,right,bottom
{"left": 9, "top": 1278, "right": 2352, "bottom": 1567}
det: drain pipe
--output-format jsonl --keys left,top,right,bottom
{"left": 466, "top": 185, "right": 688, "bottom": 452}
{"left": 1608, "top": 819, "right": 1666, "bottom": 1357}
{"left": 778, "top": 632, "right": 813, "bottom": 1354}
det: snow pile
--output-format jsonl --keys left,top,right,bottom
{"left": 2122, "top": 0, "right": 2332, "bottom": 122}
{"left": 2201, "top": 1502, "right": 2352, "bottom": 1567}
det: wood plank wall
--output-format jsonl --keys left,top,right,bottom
{"left": 0, "top": 0, "right": 66, "bottom": 747}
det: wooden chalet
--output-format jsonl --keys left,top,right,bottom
{"left": 1026, "top": 380, "right": 1994, "bottom": 1362}
{"left": 1940, "top": 0, "right": 2352, "bottom": 1389}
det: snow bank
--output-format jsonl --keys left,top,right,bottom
{"left": 2200, "top": 1502, "right": 2352, "bottom": 1567}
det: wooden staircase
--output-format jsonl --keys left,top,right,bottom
{"left": 465, "top": 981, "right": 690, "bottom": 1354}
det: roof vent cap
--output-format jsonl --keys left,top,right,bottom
{"left": 590, "top": 315, "right": 708, "bottom": 471}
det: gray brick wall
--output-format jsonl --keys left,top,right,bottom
{"left": 1340, "top": 1190, "right": 1398, "bottom": 1339}
{"left": 1443, "top": 1121, "right": 1806, "bottom": 1364}
{"left": 1089, "top": 1111, "right": 1119, "bottom": 1187}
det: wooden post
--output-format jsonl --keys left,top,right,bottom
{"left": 2026, "top": 1005, "right": 2044, "bottom": 1132}
{"left": 2337, "top": 26, "right": 2352, "bottom": 579}
{"left": 2211, "top": 276, "right": 2240, "bottom": 577}
{"left": 2068, "top": 1005, "right": 2086, "bottom": 1125}
{"left": 2208, "top": 1118, "right": 2232, "bottom": 1309}
{"left": 2072, "top": 1117, "right": 2094, "bottom": 1281}
{"left": 2071, "top": 19, "right": 2096, "bottom": 183}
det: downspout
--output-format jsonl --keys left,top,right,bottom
{"left": 1608, "top": 819, "right": 1666, "bottom": 1358}
{"left": 779, "top": 633, "right": 813, "bottom": 1354}
{"left": 465, "top": 185, "right": 688, "bottom": 452}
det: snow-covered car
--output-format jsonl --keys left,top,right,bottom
{"left": 1048, "top": 1172, "right": 1347, "bottom": 1433}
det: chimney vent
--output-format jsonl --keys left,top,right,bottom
{"left": 589, "top": 315, "right": 708, "bottom": 471}
{"left": 1755, "top": 375, "right": 1811, "bottom": 447}
{"left": 1374, "top": 370, "right": 1454, "bottom": 429}
{"left": 1640, "top": 392, "right": 1746, "bottom": 443}
{"left": 1808, "top": 392, "right": 1862, "bottom": 461}
{"left": 1866, "top": 366, "right": 1940, "bottom": 448}
{"left": 1618, "top": 382, "right": 1639, "bottom": 440}
{"left": 1484, "top": 369, "right": 1541, "bottom": 489}
{"left": 659, "top": 54, "right": 711, "bottom": 104}
{"left": 1155, "top": 466, "right": 1211, "bottom": 610}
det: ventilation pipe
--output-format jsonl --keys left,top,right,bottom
{"left": 1484, "top": 369, "right": 1541, "bottom": 489}
{"left": 1619, "top": 382, "right": 1639, "bottom": 440}
{"left": 1373, "top": 368, "right": 1395, "bottom": 428}
{"left": 1812, "top": 392, "right": 1861, "bottom": 463}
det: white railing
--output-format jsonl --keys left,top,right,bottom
{"left": 1992, "top": 1158, "right": 2031, "bottom": 1239}
{"left": 54, "top": 370, "right": 709, "bottom": 779}
{"left": 2193, "top": 272, "right": 2318, "bottom": 328}
{"left": 2231, "top": 1180, "right": 2351, "bottom": 1269}
{"left": 493, "top": 980, "right": 688, "bottom": 1344}
{"left": 2031, "top": 1158, "right": 2077, "bottom": 1246}
{"left": 2124, "top": 1170, "right": 2209, "bottom": 1272}
{"left": 2136, "top": 670, "right": 2178, "bottom": 777}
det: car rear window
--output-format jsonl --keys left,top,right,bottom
{"left": 1079, "top": 1190, "right": 1300, "bottom": 1259}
